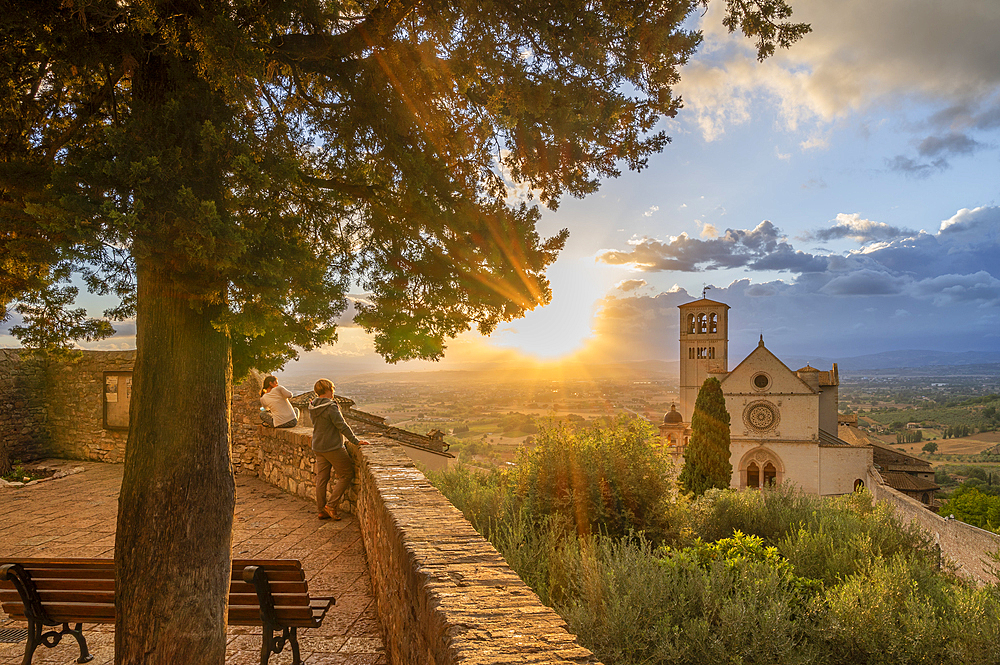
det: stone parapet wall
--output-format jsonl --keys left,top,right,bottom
{"left": 871, "top": 477, "right": 1000, "bottom": 584}
{"left": 0, "top": 350, "right": 49, "bottom": 463}
{"left": 232, "top": 371, "right": 265, "bottom": 474}
{"left": 45, "top": 350, "right": 135, "bottom": 462}
{"left": 256, "top": 427, "right": 600, "bottom": 664}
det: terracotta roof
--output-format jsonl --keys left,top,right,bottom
{"left": 678, "top": 298, "right": 730, "bottom": 309}
{"left": 818, "top": 428, "right": 852, "bottom": 447}
{"left": 880, "top": 471, "right": 939, "bottom": 493}
{"left": 870, "top": 442, "right": 932, "bottom": 471}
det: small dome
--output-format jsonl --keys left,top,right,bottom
{"left": 663, "top": 403, "right": 683, "bottom": 424}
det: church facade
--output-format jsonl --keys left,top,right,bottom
{"left": 661, "top": 297, "right": 873, "bottom": 496}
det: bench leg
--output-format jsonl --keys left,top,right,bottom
{"left": 21, "top": 620, "right": 94, "bottom": 665}
{"left": 66, "top": 623, "right": 94, "bottom": 663}
{"left": 21, "top": 619, "right": 41, "bottom": 665}
{"left": 288, "top": 627, "right": 301, "bottom": 665}
{"left": 258, "top": 626, "right": 301, "bottom": 665}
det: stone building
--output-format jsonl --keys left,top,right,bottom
{"left": 667, "top": 297, "right": 873, "bottom": 496}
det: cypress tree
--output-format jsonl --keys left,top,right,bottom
{"left": 680, "top": 377, "right": 733, "bottom": 495}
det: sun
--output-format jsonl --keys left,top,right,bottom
{"left": 488, "top": 281, "right": 597, "bottom": 360}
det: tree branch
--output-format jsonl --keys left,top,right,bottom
{"left": 270, "top": 0, "right": 421, "bottom": 64}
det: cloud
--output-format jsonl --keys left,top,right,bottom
{"left": 595, "top": 220, "right": 824, "bottom": 273}
{"left": 917, "top": 133, "right": 984, "bottom": 158}
{"left": 676, "top": 0, "right": 1000, "bottom": 152}
{"left": 643, "top": 205, "right": 660, "bottom": 217}
{"left": 615, "top": 279, "right": 647, "bottom": 292}
{"left": 699, "top": 222, "right": 718, "bottom": 238}
{"left": 811, "top": 213, "right": 914, "bottom": 242}
{"left": 597, "top": 206, "right": 1000, "bottom": 312}
{"left": 886, "top": 155, "right": 949, "bottom": 177}
{"left": 820, "top": 269, "right": 907, "bottom": 296}
{"left": 909, "top": 271, "right": 1000, "bottom": 306}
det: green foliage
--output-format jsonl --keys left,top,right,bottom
{"left": 680, "top": 378, "right": 732, "bottom": 496}
{"left": 896, "top": 429, "right": 923, "bottom": 444}
{"left": 867, "top": 398, "right": 1000, "bottom": 432}
{"left": 430, "top": 424, "right": 999, "bottom": 665}
{"left": 940, "top": 486, "right": 1000, "bottom": 532}
{"left": 0, "top": 460, "right": 47, "bottom": 483}
{"left": 512, "top": 416, "right": 677, "bottom": 541}
{"left": 922, "top": 440, "right": 938, "bottom": 453}
{"left": 1, "top": 0, "right": 810, "bottom": 366}
{"left": 943, "top": 424, "right": 974, "bottom": 439}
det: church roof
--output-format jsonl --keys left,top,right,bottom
{"left": 678, "top": 298, "right": 730, "bottom": 309}
{"left": 880, "top": 471, "right": 939, "bottom": 493}
{"left": 663, "top": 403, "right": 684, "bottom": 424}
{"left": 723, "top": 340, "right": 819, "bottom": 394}
{"left": 818, "top": 428, "right": 853, "bottom": 447}
{"left": 796, "top": 364, "right": 839, "bottom": 386}
{"left": 870, "top": 442, "right": 932, "bottom": 472}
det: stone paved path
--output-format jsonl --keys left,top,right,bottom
{"left": 0, "top": 460, "right": 386, "bottom": 665}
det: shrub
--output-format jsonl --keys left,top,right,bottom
{"left": 511, "top": 416, "right": 679, "bottom": 542}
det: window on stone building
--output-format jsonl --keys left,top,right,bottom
{"left": 689, "top": 348, "right": 695, "bottom": 359}
{"left": 921, "top": 492, "right": 930, "bottom": 503}
{"left": 687, "top": 313, "right": 696, "bottom": 334}
{"left": 747, "top": 462, "right": 760, "bottom": 488}
{"left": 709, "top": 312, "right": 718, "bottom": 333}
{"left": 763, "top": 462, "right": 777, "bottom": 486}
{"left": 707, "top": 347, "right": 715, "bottom": 359}
{"left": 697, "top": 313, "right": 707, "bottom": 333}
{"left": 104, "top": 371, "right": 132, "bottom": 430}
{"left": 854, "top": 479, "right": 865, "bottom": 492}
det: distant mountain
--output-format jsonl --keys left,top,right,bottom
{"left": 783, "top": 350, "right": 1000, "bottom": 372}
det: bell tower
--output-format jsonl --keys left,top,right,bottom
{"left": 678, "top": 295, "right": 730, "bottom": 421}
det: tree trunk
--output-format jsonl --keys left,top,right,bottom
{"left": 114, "top": 260, "right": 235, "bottom": 664}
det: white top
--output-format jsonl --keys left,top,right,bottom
{"left": 260, "top": 385, "right": 297, "bottom": 426}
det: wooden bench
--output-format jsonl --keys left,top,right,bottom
{"left": 0, "top": 558, "right": 334, "bottom": 665}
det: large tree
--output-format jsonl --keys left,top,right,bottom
{"left": 680, "top": 377, "right": 733, "bottom": 495}
{"left": 0, "top": 1, "right": 807, "bottom": 662}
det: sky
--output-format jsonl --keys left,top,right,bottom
{"left": 4, "top": 0, "right": 999, "bottom": 374}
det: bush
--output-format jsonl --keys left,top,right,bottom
{"left": 430, "top": 425, "right": 994, "bottom": 665}
{"left": 511, "top": 416, "right": 679, "bottom": 542}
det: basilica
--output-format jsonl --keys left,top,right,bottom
{"left": 660, "top": 297, "right": 873, "bottom": 496}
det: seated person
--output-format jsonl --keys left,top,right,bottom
{"left": 259, "top": 375, "right": 300, "bottom": 428}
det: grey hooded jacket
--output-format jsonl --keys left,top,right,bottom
{"left": 309, "top": 397, "right": 360, "bottom": 452}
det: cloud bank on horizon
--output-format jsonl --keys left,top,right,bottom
{"left": 587, "top": 205, "right": 1000, "bottom": 362}
{"left": 595, "top": 206, "right": 1000, "bottom": 306}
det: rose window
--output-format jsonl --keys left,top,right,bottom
{"left": 743, "top": 401, "right": 779, "bottom": 434}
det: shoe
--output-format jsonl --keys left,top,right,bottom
{"left": 324, "top": 505, "right": 341, "bottom": 521}
{"left": 318, "top": 510, "right": 331, "bottom": 520}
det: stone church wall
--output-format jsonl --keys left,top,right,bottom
{"left": 817, "top": 445, "right": 871, "bottom": 495}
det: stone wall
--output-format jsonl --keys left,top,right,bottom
{"left": 3, "top": 350, "right": 270, "bottom": 471}
{"left": 44, "top": 350, "right": 135, "bottom": 462}
{"left": 256, "top": 427, "right": 600, "bottom": 665}
{"left": 0, "top": 349, "right": 49, "bottom": 464}
{"left": 232, "top": 371, "right": 265, "bottom": 474}
{"left": 870, "top": 476, "right": 1000, "bottom": 584}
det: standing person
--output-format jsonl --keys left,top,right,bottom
{"left": 259, "top": 375, "right": 300, "bottom": 428}
{"left": 309, "top": 378, "right": 368, "bottom": 520}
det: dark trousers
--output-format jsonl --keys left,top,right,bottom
{"left": 315, "top": 447, "right": 354, "bottom": 512}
